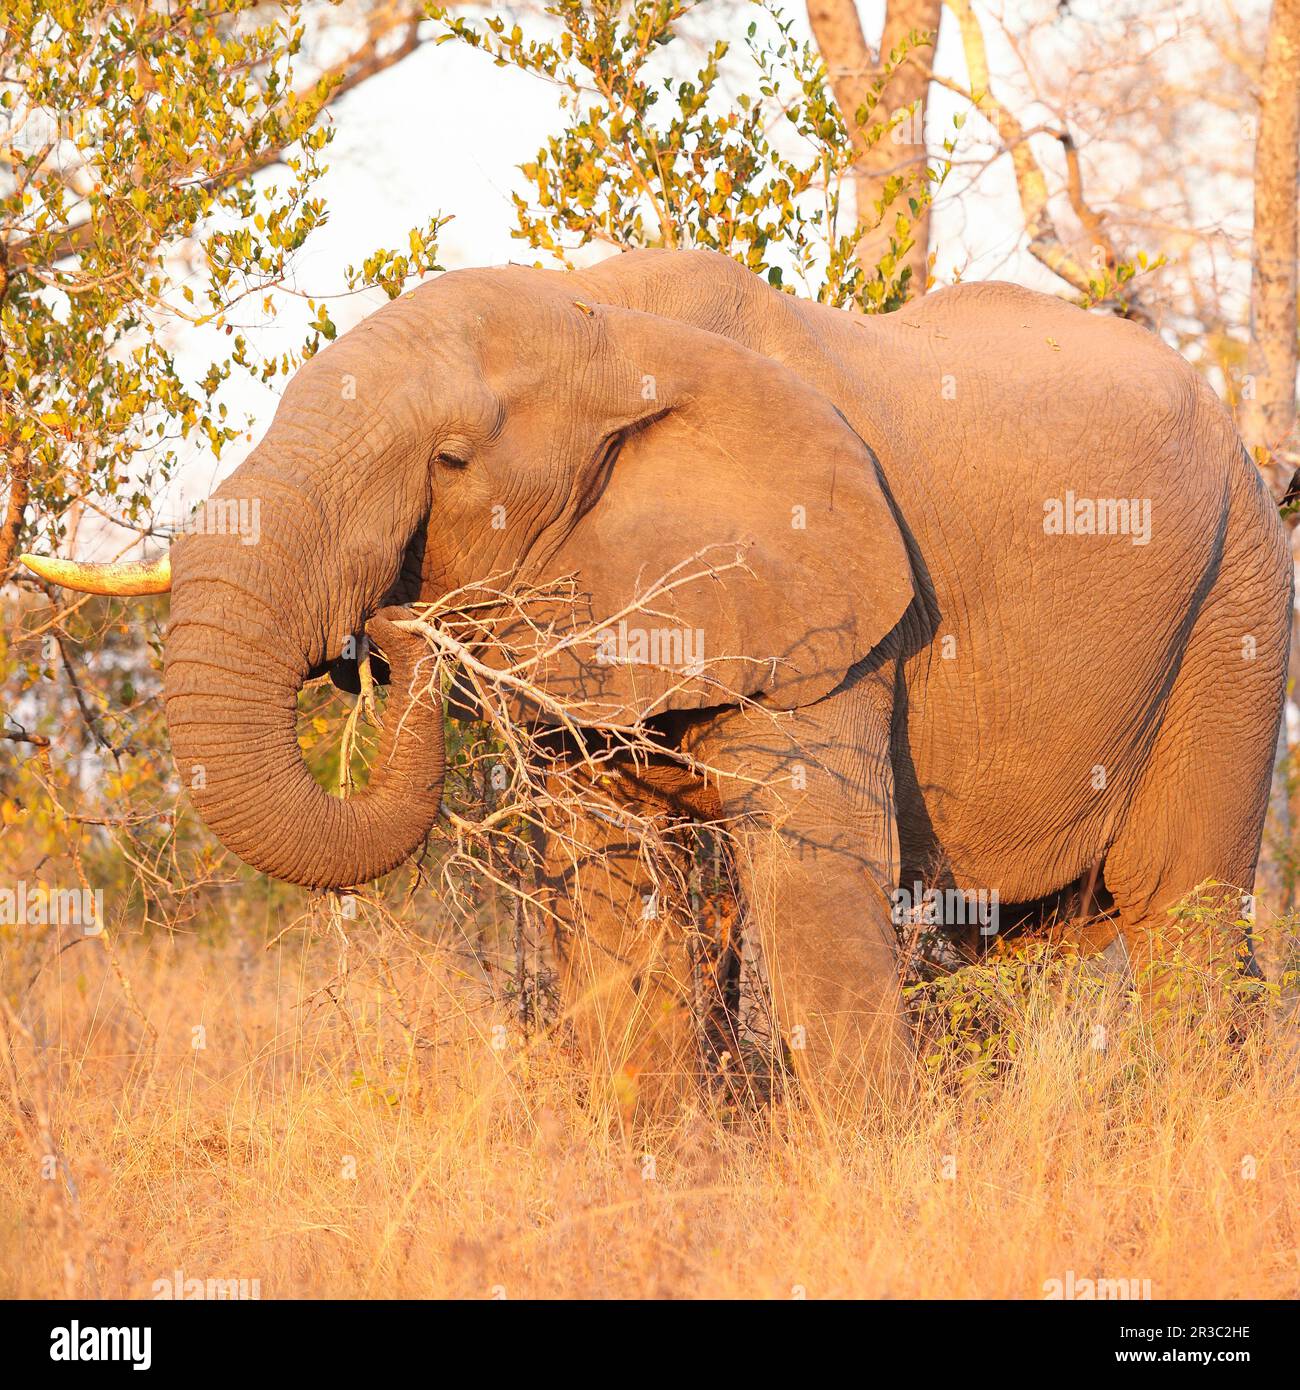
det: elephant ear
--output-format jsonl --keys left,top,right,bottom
{"left": 503, "top": 305, "right": 914, "bottom": 723}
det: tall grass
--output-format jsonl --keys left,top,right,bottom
{"left": 2, "top": 913, "right": 1298, "bottom": 1300}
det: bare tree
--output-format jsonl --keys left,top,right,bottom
{"left": 938, "top": 0, "right": 1147, "bottom": 318}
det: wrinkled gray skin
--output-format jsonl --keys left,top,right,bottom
{"left": 165, "top": 250, "right": 1291, "bottom": 1103}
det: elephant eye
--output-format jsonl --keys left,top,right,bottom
{"left": 435, "top": 450, "right": 469, "bottom": 470}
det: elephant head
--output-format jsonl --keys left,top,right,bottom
{"left": 25, "top": 261, "right": 914, "bottom": 890}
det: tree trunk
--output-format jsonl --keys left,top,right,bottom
{"left": 1240, "top": 0, "right": 1300, "bottom": 495}
{"left": 807, "top": 0, "right": 942, "bottom": 295}
{"left": 1243, "top": 0, "right": 1300, "bottom": 956}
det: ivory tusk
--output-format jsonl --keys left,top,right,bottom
{"left": 17, "top": 551, "right": 172, "bottom": 595}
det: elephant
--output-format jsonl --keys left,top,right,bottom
{"left": 23, "top": 248, "right": 1292, "bottom": 1110}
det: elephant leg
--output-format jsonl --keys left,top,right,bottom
{"left": 686, "top": 671, "right": 913, "bottom": 1118}
{"left": 1102, "top": 559, "right": 1288, "bottom": 991}
{"left": 541, "top": 766, "right": 707, "bottom": 1117}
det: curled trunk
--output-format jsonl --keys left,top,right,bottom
{"left": 160, "top": 290, "right": 447, "bottom": 890}
{"left": 166, "top": 593, "right": 444, "bottom": 890}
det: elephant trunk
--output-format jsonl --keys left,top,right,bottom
{"left": 163, "top": 477, "right": 444, "bottom": 891}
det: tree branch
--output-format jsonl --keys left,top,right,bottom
{"left": 6, "top": 8, "right": 428, "bottom": 274}
{"left": 0, "top": 240, "right": 27, "bottom": 573}
{"left": 942, "top": 0, "right": 1147, "bottom": 321}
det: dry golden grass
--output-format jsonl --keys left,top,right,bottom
{"left": 2, "top": 915, "right": 1298, "bottom": 1300}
